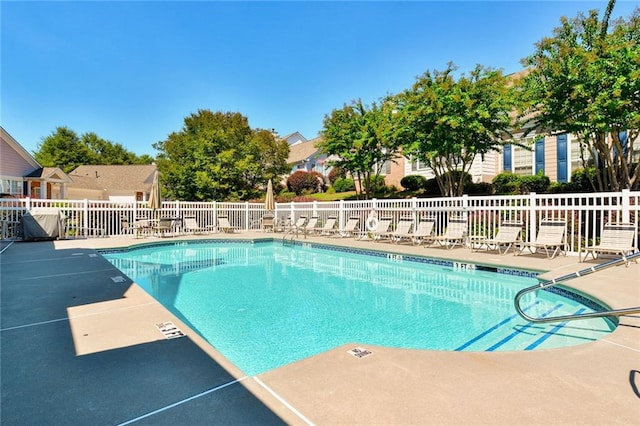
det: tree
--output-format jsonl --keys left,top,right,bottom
{"left": 319, "top": 99, "right": 401, "bottom": 199}
{"left": 35, "top": 126, "right": 153, "bottom": 172}
{"left": 394, "top": 63, "right": 516, "bottom": 197}
{"left": 519, "top": 1, "right": 640, "bottom": 191}
{"left": 35, "top": 127, "right": 96, "bottom": 173}
{"left": 153, "top": 109, "right": 289, "bottom": 201}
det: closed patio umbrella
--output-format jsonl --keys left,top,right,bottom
{"left": 148, "top": 171, "right": 162, "bottom": 211}
{"left": 265, "top": 179, "right": 275, "bottom": 211}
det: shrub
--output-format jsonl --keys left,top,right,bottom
{"left": 570, "top": 167, "right": 597, "bottom": 192}
{"left": 465, "top": 181, "right": 493, "bottom": 195}
{"left": 492, "top": 172, "right": 521, "bottom": 195}
{"left": 519, "top": 172, "right": 550, "bottom": 194}
{"left": 328, "top": 167, "right": 346, "bottom": 184}
{"left": 368, "top": 175, "right": 387, "bottom": 194}
{"left": 333, "top": 177, "right": 355, "bottom": 192}
{"left": 423, "top": 177, "right": 442, "bottom": 196}
{"left": 400, "top": 175, "right": 427, "bottom": 191}
{"left": 287, "top": 171, "right": 320, "bottom": 195}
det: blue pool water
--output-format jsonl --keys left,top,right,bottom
{"left": 104, "top": 241, "right": 615, "bottom": 375}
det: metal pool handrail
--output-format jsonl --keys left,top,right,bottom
{"left": 514, "top": 251, "right": 640, "bottom": 323}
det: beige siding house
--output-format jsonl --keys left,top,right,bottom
{"left": 66, "top": 165, "right": 157, "bottom": 201}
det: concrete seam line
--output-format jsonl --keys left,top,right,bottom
{"left": 601, "top": 338, "right": 640, "bottom": 353}
{"left": 0, "top": 317, "right": 68, "bottom": 332}
{"left": 116, "top": 376, "right": 249, "bottom": 426}
{"left": 253, "top": 376, "right": 314, "bottom": 426}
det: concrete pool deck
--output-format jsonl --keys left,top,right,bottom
{"left": 1, "top": 232, "right": 638, "bottom": 425}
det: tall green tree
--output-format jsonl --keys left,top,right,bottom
{"left": 35, "top": 126, "right": 153, "bottom": 172}
{"left": 153, "top": 110, "right": 289, "bottom": 201}
{"left": 519, "top": 1, "right": 640, "bottom": 191}
{"left": 319, "top": 99, "right": 401, "bottom": 199}
{"left": 35, "top": 127, "right": 95, "bottom": 173}
{"left": 394, "top": 63, "right": 516, "bottom": 197}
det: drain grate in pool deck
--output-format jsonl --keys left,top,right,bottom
{"left": 347, "top": 347, "right": 372, "bottom": 359}
{"left": 156, "top": 321, "right": 185, "bottom": 339}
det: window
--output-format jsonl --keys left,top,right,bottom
{"left": 0, "top": 179, "right": 23, "bottom": 197}
{"left": 512, "top": 135, "right": 535, "bottom": 175}
{"left": 410, "top": 158, "right": 429, "bottom": 171}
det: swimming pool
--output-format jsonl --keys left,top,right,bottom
{"left": 103, "top": 241, "right": 615, "bottom": 376}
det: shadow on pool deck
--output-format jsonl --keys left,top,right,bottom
{"left": 2, "top": 234, "right": 639, "bottom": 425}
{"left": 0, "top": 241, "right": 286, "bottom": 425}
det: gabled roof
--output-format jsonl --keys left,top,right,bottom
{"left": 67, "top": 164, "right": 157, "bottom": 191}
{"left": 287, "top": 137, "right": 323, "bottom": 164}
{"left": 0, "top": 126, "right": 41, "bottom": 170}
{"left": 24, "top": 167, "right": 73, "bottom": 183}
{"left": 281, "top": 131, "right": 307, "bottom": 146}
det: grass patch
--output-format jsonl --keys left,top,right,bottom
{"left": 310, "top": 191, "right": 358, "bottom": 201}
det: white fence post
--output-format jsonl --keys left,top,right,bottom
{"left": 83, "top": 199, "right": 89, "bottom": 238}
{"left": 245, "top": 202, "right": 250, "bottom": 231}
{"left": 339, "top": 199, "right": 345, "bottom": 230}
{"left": 528, "top": 192, "right": 537, "bottom": 243}
{"left": 621, "top": 189, "right": 630, "bottom": 223}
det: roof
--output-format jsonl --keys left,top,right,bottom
{"left": 24, "top": 167, "right": 73, "bottom": 183}
{"left": 67, "top": 164, "right": 157, "bottom": 191}
{"left": 0, "top": 126, "right": 41, "bottom": 170}
{"left": 286, "top": 137, "right": 323, "bottom": 164}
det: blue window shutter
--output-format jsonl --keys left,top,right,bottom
{"left": 556, "top": 134, "right": 568, "bottom": 183}
{"left": 618, "top": 130, "right": 629, "bottom": 157}
{"left": 535, "top": 138, "right": 545, "bottom": 174}
{"left": 503, "top": 145, "right": 512, "bottom": 172}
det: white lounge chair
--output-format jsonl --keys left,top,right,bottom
{"left": 410, "top": 218, "right": 436, "bottom": 246}
{"left": 290, "top": 216, "right": 307, "bottom": 235}
{"left": 217, "top": 216, "right": 238, "bottom": 233}
{"left": 517, "top": 219, "right": 566, "bottom": 259}
{"left": 326, "top": 216, "right": 360, "bottom": 237}
{"left": 318, "top": 216, "right": 337, "bottom": 235}
{"left": 472, "top": 221, "right": 523, "bottom": 254}
{"left": 183, "top": 216, "right": 215, "bottom": 234}
{"left": 581, "top": 222, "right": 637, "bottom": 266}
{"left": 429, "top": 217, "right": 468, "bottom": 249}
{"left": 359, "top": 217, "right": 393, "bottom": 240}
{"left": 302, "top": 216, "right": 319, "bottom": 236}
{"left": 380, "top": 219, "right": 413, "bottom": 244}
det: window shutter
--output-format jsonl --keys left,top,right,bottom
{"left": 503, "top": 145, "right": 512, "bottom": 172}
{"left": 535, "top": 138, "right": 545, "bottom": 175}
{"left": 556, "top": 134, "right": 568, "bottom": 182}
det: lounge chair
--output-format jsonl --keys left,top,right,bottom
{"left": 302, "top": 216, "right": 319, "bottom": 236}
{"left": 290, "top": 216, "right": 308, "bottom": 235}
{"left": 326, "top": 216, "right": 360, "bottom": 237}
{"left": 581, "top": 222, "right": 638, "bottom": 266}
{"left": 410, "top": 217, "right": 436, "bottom": 246}
{"left": 472, "top": 221, "right": 523, "bottom": 254}
{"left": 318, "top": 216, "right": 337, "bottom": 235}
{"left": 358, "top": 217, "right": 393, "bottom": 241}
{"left": 155, "top": 217, "right": 175, "bottom": 237}
{"left": 517, "top": 219, "right": 566, "bottom": 259}
{"left": 380, "top": 218, "right": 413, "bottom": 244}
{"left": 183, "top": 216, "right": 215, "bottom": 234}
{"left": 261, "top": 214, "right": 275, "bottom": 232}
{"left": 217, "top": 216, "right": 238, "bottom": 233}
{"left": 429, "top": 217, "right": 468, "bottom": 249}
{"left": 122, "top": 217, "right": 151, "bottom": 238}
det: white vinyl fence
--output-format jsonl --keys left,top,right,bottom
{"left": 1, "top": 190, "right": 639, "bottom": 255}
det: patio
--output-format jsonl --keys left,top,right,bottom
{"left": 1, "top": 233, "right": 638, "bottom": 425}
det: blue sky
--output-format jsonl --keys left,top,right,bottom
{"left": 2, "top": 1, "right": 637, "bottom": 157}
